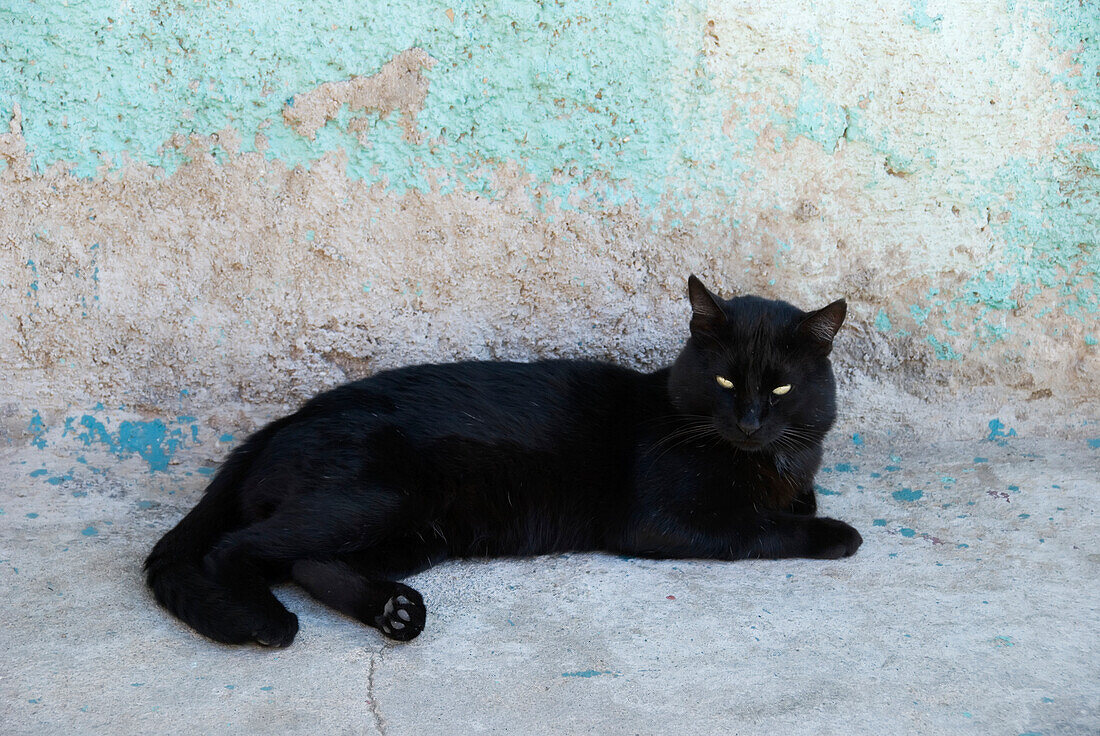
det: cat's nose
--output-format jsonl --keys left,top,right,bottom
{"left": 737, "top": 419, "right": 761, "bottom": 436}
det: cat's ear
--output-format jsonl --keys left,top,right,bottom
{"left": 797, "top": 299, "right": 847, "bottom": 354}
{"left": 687, "top": 274, "right": 727, "bottom": 336}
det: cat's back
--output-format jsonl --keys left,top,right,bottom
{"left": 349, "top": 359, "right": 643, "bottom": 436}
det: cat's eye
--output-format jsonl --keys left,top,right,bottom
{"left": 772, "top": 384, "right": 792, "bottom": 395}
{"left": 715, "top": 375, "right": 734, "bottom": 389}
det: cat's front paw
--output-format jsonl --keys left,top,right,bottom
{"left": 373, "top": 584, "right": 426, "bottom": 642}
{"left": 807, "top": 517, "right": 862, "bottom": 559}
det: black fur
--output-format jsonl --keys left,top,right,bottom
{"left": 145, "top": 276, "right": 861, "bottom": 646}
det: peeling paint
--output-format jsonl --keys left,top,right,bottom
{"left": 0, "top": 0, "right": 1097, "bottom": 426}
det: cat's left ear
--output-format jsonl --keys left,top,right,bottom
{"left": 797, "top": 299, "right": 847, "bottom": 354}
{"left": 687, "top": 274, "right": 727, "bottom": 337}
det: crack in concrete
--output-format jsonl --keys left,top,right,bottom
{"left": 367, "top": 644, "right": 389, "bottom": 736}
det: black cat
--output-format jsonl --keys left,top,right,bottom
{"left": 145, "top": 275, "right": 861, "bottom": 646}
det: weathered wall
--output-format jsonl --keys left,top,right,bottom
{"left": 1, "top": 1, "right": 1097, "bottom": 450}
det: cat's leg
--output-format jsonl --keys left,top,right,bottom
{"left": 621, "top": 510, "right": 861, "bottom": 561}
{"left": 290, "top": 538, "right": 448, "bottom": 641}
{"left": 202, "top": 488, "right": 414, "bottom": 646}
{"left": 786, "top": 484, "right": 818, "bottom": 515}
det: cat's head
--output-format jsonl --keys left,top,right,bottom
{"left": 668, "top": 275, "right": 846, "bottom": 452}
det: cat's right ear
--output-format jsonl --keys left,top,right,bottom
{"left": 687, "top": 275, "right": 726, "bottom": 337}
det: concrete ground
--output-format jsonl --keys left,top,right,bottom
{"left": 2, "top": 406, "right": 1098, "bottom": 735}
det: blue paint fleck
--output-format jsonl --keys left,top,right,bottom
{"left": 957, "top": 543, "right": 969, "bottom": 548}
{"left": 899, "top": 528, "right": 916, "bottom": 538}
{"left": 974, "top": 457, "right": 988, "bottom": 463}
{"left": 219, "top": 433, "right": 235, "bottom": 443}
{"left": 872, "top": 519, "right": 887, "bottom": 526}
{"left": 834, "top": 463, "right": 856, "bottom": 473}
{"left": 852, "top": 433, "right": 864, "bottom": 446}
{"left": 137, "top": 500, "right": 155, "bottom": 509}
{"left": 1087, "top": 438, "right": 1100, "bottom": 449}
{"left": 892, "top": 488, "right": 924, "bottom": 502}
{"left": 26, "top": 512, "right": 38, "bottom": 519}
{"left": 81, "top": 525, "right": 98, "bottom": 536}
{"left": 885, "top": 465, "right": 902, "bottom": 472}
{"left": 815, "top": 484, "right": 840, "bottom": 496}
{"left": 29, "top": 469, "right": 47, "bottom": 477}
{"left": 1041, "top": 697, "right": 1054, "bottom": 703}
{"left": 260, "top": 686, "right": 273, "bottom": 692}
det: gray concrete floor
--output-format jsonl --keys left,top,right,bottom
{"left": 2, "top": 414, "right": 1098, "bottom": 735}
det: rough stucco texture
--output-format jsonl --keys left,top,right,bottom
{"left": 1, "top": 1, "right": 1097, "bottom": 440}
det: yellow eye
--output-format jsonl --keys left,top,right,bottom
{"left": 715, "top": 375, "right": 734, "bottom": 389}
{"left": 772, "top": 384, "right": 792, "bottom": 395}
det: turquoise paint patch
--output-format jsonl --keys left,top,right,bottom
{"left": 986, "top": 419, "right": 1017, "bottom": 443}
{"left": 1087, "top": 438, "right": 1100, "bottom": 449}
{"left": 789, "top": 77, "right": 848, "bottom": 153}
{"left": 815, "top": 484, "right": 839, "bottom": 496}
{"left": 28, "top": 411, "right": 47, "bottom": 449}
{"left": 561, "top": 670, "right": 617, "bottom": 678}
{"left": 892, "top": 488, "right": 924, "bottom": 502}
{"left": 1, "top": 0, "right": 745, "bottom": 211}
{"left": 26, "top": 512, "right": 38, "bottom": 518}
{"left": 834, "top": 463, "right": 856, "bottom": 473}
{"left": 81, "top": 525, "right": 98, "bottom": 536}
{"left": 899, "top": 527, "right": 916, "bottom": 538}
{"left": 925, "top": 335, "right": 961, "bottom": 361}
{"left": 29, "top": 468, "right": 47, "bottom": 478}
{"left": 852, "top": 433, "right": 864, "bottom": 446}
{"left": 974, "top": 457, "right": 988, "bottom": 463}
{"left": 74, "top": 414, "right": 189, "bottom": 473}
{"left": 872, "top": 519, "right": 887, "bottom": 526}
{"left": 46, "top": 470, "right": 74, "bottom": 486}
{"left": 219, "top": 433, "right": 235, "bottom": 443}
{"left": 906, "top": 0, "right": 943, "bottom": 32}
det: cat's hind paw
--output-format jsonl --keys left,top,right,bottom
{"left": 251, "top": 608, "right": 299, "bottom": 648}
{"left": 374, "top": 584, "right": 426, "bottom": 642}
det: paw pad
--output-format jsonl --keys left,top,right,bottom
{"left": 375, "top": 588, "right": 425, "bottom": 641}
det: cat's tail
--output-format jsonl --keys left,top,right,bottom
{"left": 143, "top": 424, "right": 280, "bottom": 644}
